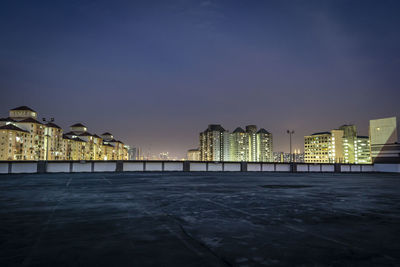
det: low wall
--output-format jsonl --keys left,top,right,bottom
{"left": 94, "top": 162, "right": 116, "bottom": 172}
{"left": 164, "top": 162, "right": 183, "bottom": 171}
{"left": 0, "top": 161, "right": 398, "bottom": 174}
{"left": 190, "top": 163, "right": 207, "bottom": 171}
{"left": 145, "top": 162, "right": 162, "bottom": 171}
{"left": 11, "top": 162, "right": 37, "bottom": 173}
{"left": 0, "top": 163, "right": 8, "bottom": 174}
{"left": 224, "top": 163, "right": 241, "bottom": 171}
{"left": 72, "top": 162, "right": 91, "bottom": 173}
{"left": 374, "top": 163, "right": 400, "bottom": 173}
{"left": 123, "top": 162, "right": 144, "bottom": 171}
{"left": 47, "top": 162, "right": 70, "bottom": 173}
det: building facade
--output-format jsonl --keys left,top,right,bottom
{"left": 199, "top": 124, "right": 273, "bottom": 162}
{"left": 0, "top": 106, "right": 129, "bottom": 161}
{"left": 305, "top": 124, "right": 372, "bottom": 164}
{"left": 187, "top": 148, "right": 201, "bottom": 161}
{"left": 369, "top": 117, "right": 400, "bottom": 163}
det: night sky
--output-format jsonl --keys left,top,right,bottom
{"left": 1, "top": 0, "right": 399, "bottom": 158}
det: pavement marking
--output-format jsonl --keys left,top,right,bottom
{"left": 100, "top": 175, "right": 112, "bottom": 184}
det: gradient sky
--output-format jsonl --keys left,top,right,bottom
{"left": 1, "top": 0, "right": 400, "bottom": 158}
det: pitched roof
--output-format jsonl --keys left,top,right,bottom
{"left": 0, "top": 124, "right": 29, "bottom": 133}
{"left": 79, "top": 132, "right": 93, "bottom": 137}
{"left": 257, "top": 128, "right": 270, "bottom": 134}
{"left": 46, "top": 122, "right": 62, "bottom": 129}
{"left": 70, "top": 123, "right": 86, "bottom": 128}
{"left": 72, "top": 137, "right": 86, "bottom": 142}
{"left": 64, "top": 131, "right": 78, "bottom": 136}
{"left": 233, "top": 127, "right": 245, "bottom": 133}
{"left": 92, "top": 134, "right": 102, "bottom": 139}
{"left": 103, "top": 143, "right": 114, "bottom": 147}
{"left": 101, "top": 132, "right": 112, "bottom": 135}
{"left": 10, "top": 106, "right": 36, "bottom": 112}
{"left": 0, "top": 117, "right": 16, "bottom": 122}
{"left": 205, "top": 124, "right": 225, "bottom": 132}
{"left": 17, "top": 118, "right": 43, "bottom": 124}
{"left": 62, "top": 134, "right": 72, "bottom": 140}
{"left": 311, "top": 132, "right": 331, "bottom": 136}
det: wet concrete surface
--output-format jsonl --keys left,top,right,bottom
{"left": 0, "top": 172, "right": 400, "bottom": 266}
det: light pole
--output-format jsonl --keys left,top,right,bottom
{"left": 42, "top": 117, "right": 54, "bottom": 161}
{"left": 287, "top": 130, "right": 295, "bottom": 163}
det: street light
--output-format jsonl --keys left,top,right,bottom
{"left": 287, "top": 130, "right": 295, "bottom": 162}
{"left": 42, "top": 117, "right": 54, "bottom": 161}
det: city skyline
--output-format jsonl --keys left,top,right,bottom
{"left": 1, "top": 0, "right": 400, "bottom": 158}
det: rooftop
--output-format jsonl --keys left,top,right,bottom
{"left": 46, "top": 122, "right": 62, "bottom": 129}
{"left": 257, "top": 128, "right": 270, "bottom": 134}
{"left": 232, "top": 127, "right": 245, "bottom": 133}
{"left": 17, "top": 117, "right": 43, "bottom": 124}
{"left": 311, "top": 131, "right": 331, "bottom": 136}
{"left": 0, "top": 124, "right": 29, "bottom": 133}
{"left": 0, "top": 172, "right": 399, "bottom": 266}
{"left": 10, "top": 106, "right": 36, "bottom": 112}
{"left": 70, "top": 123, "right": 86, "bottom": 128}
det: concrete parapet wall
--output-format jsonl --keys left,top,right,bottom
{"left": 72, "top": 162, "right": 91, "bottom": 173}
{"left": 164, "top": 162, "right": 183, "bottom": 171}
{"left": 1, "top": 161, "right": 399, "bottom": 174}
{"left": 123, "top": 162, "right": 144, "bottom": 171}
{"left": 94, "top": 162, "right": 116, "bottom": 172}
{"left": 11, "top": 162, "right": 37, "bottom": 173}
{"left": 321, "top": 165, "right": 335, "bottom": 172}
{"left": 297, "top": 164, "right": 308, "bottom": 172}
{"left": 247, "top": 163, "right": 261, "bottom": 171}
{"left": 309, "top": 165, "right": 321, "bottom": 172}
{"left": 145, "top": 162, "right": 163, "bottom": 171}
{"left": 190, "top": 163, "right": 207, "bottom": 171}
{"left": 341, "top": 165, "right": 350, "bottom": 172}
{"left": 374, "top": 163, "right": 400, "bottom": 173}
{"left": 0, "top": 163, "right": 8, "bottom": 174}
{"left": 224, "top": 163, "right": 241, "bottom": 171}
{"left": 262, "top": 164, "right": 275, "bottom": 171}
{"left": 47, "top": 162, "right": 70, "bottom": 173}
{"left": 208, "top": 163, "right": 223, "bottom": 171}
{"left": 276, "top": 164, "right": 290, "bottom": 172}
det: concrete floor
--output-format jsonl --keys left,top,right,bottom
{"left": 0, "top": 172, "right": 400, "bottom": 266}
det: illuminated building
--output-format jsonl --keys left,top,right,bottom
{"left": 246, "top": 125, "right": 257, "bottom": 161}
{"left": 101, "top": 132, "right": 128, "bottom": 160}
{"left": 256, "top": 128, "right": 273, "bottom": 162}
{"left": 304, "top": 130, "right": 344, "bottom": 163}
{"left": 199, "top": 124, "right": 273, "bottom": 162}
{"left": 199, "top": 124, "right": 227, "bottom": 161}
{"left": 0, "top": 106, "right": 128, "bottom": 161}
{"left": 340, "top": 125, "right": 357, "bottom": 164}
{"left": 0, "top": 124, "right": 31, "bottom": 160}
{"left": 44, "top": 122, "right": 64, "bottom": 160}
{"left": 305, "top": 124, "right": 372, "bottom": 164}
{"left": 355, "top": 136, "right": 371, "bottom": 164}
{"left": 187, "top": 148, "right": 200, "bottom": 161}
{"left": 230, "top": 127, "right": 248, "bottom": 161}
{"left": 369, "top": 117, "right": 400, "bottom": 163}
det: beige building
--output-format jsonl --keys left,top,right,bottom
{"left": 305, "top": 124, "right": 372, "bottom": 164}
{"left": 187, "top": 148, "right": 200, "bottom": 161}
{"left": 304, "top": 130, "right": 344, "bottom": 163}
{"left": 0, "top": 124, "right": 31, "bottom": 160}
{"left": 0, "top": 106, "right": 129, "bottom": 161}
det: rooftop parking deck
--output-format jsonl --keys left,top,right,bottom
{"left": 1, "top": 172, "right": 400, "bottom": 266}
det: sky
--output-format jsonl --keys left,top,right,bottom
{"left": 1, "top": 0, "right": 400, "bottom": 158}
